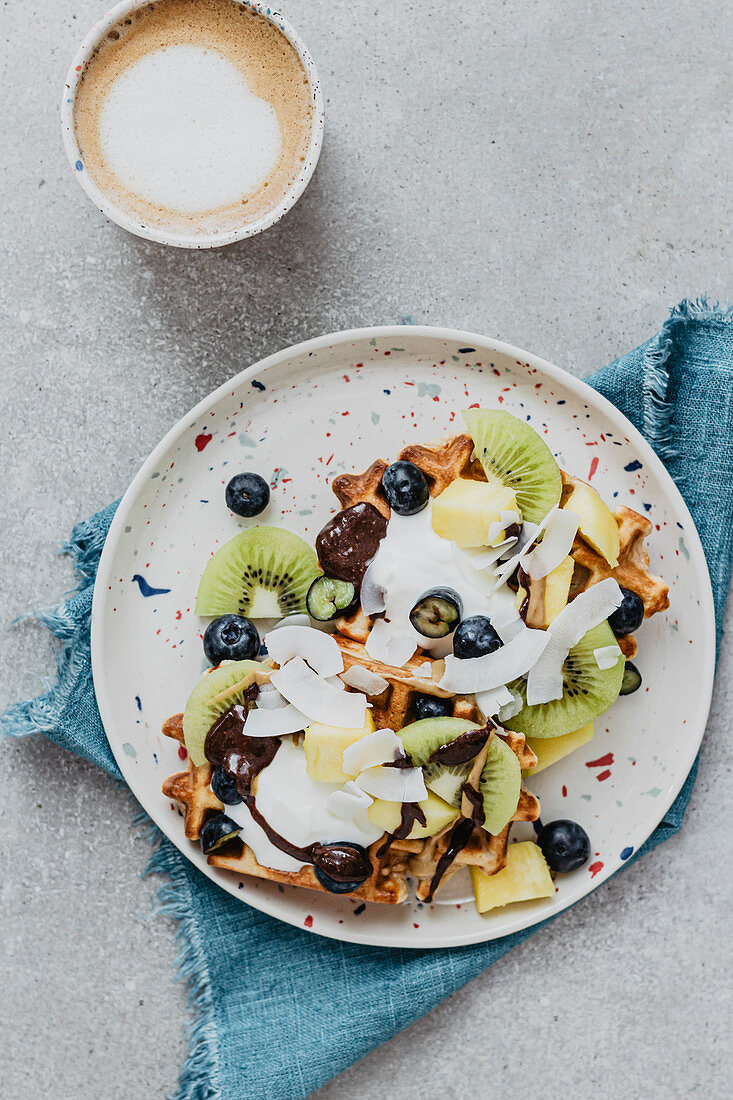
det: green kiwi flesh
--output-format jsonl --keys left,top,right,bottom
{"left": 505, "top": 621, "right": 624, "bottom": 739}
{"left": 182, "top": 660, "right": 261, "bottom": 766}
{"left": 480, "top": 735, "right": 522, "bottom": 835}
{"left": 400, "top": 717, "right": 477, "bottom": 807}
{"left": 195, "top": 526, "right": 320, "bottom": 619}
{"left": 463, "top": 408, "right": 562, "bottom": 524}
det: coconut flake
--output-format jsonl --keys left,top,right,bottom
{"left": 326, "top": 781, "right": 373, "bottom": 829}
{"left": 253, "top": 684, "right": 289, "bottom": 710}
{"left": 264, "top": 625, "right": 343, "bottom": 678}
{"left": 594, "top": 644, "right": 623, "bottom": 671}
{"left": 524, "top": 510, "right": 579, "bottom": 580}
{"left": 492, "top": 510, "right": 557, "bottom": 588}
{"left": 270, "top": 657, "right": 368, "bottom": 727}
{"left": 525, "top": 578, "right": 623, "bottom": 704}
{"left": 355, "top": 765, "right": 427, "bottom": 803}
{"left": 475, "top": 685, "right": 515, "bottom": 719}
{"left": 460, "top": 541, "right": 518, "bottom": 570}
{"left": 365, "top": 619, "right": 418, "bottom": 668}
{"left": 342, "top": 727, "right": 404, "bottom": 776}
{"left": 498, "top": 687, "right": 524, "bottom": 722}
{"left": 243, "top": 702, "right": 310, "bottom": 736}
{"left": 487, "top": 509, "right": 522, "bottom": 546}
{"left": 359, "top": 556, "right": 387, "bottom": 616}
{"left": 340, "top": 665, "right": 390, "bottom": 696}
{"left": 439, "top": 623, "right": 549, "bottom": 693}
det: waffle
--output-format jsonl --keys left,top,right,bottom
{"left": 332, "top": 634, "right": 539, "bottom": 898}
{"left": 334, "top": 438, "right": 669, "bottom": 659}
{"left": 162, "top": 429, "right": 667, "bottom": 907}
{"left": 161, "top": 714, "right": 408, "bottom": 904}
{"left": 562, "top": 473, "right": 670, "bottom": 658}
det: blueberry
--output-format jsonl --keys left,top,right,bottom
{"left": 312, "top": 842, "right": 372, "bottom": 893}
{"left": 453, "top": 615, "right": 503, "bottom": 659}
{"left": 537, "top": 819, "right": 590, "bottom": 873}
{"left": 203, "top": 614, "right": 260, "bottom": 664}
{"left": 225, "top": 472, "right": 270, "bottom": 517}
{"left": 211, "top": 766, "right": 242, "bottom": 805}
{"left": 608, "top": 588, "right": 644, "bottom": 635}
{"left": 620, "top": 661, "right": 642, "bottom": 696}
{"left": 200, "top": 813, "right": 241, "bottom": 855}
{"left": 409, "top": 587, "right": 463, "bottom": 638}
{"left": 381, "top": 461, "right": 430, "bottom": 516}
{"left": 413, "top": 693, "right": 453, "bottom": 720}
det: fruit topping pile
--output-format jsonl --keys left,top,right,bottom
{"left": 165, "top": 406, "right": 666, "bottom": 914}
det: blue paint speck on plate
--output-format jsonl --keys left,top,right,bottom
{"left": 75, "top": 160, "right": 83, "bottom": 171}
{"left": 134, "top": 695, "right": 142, "bottom": 711}
{"left": 131, "top": 574, "right": 171, "bottom": 597}
{"left": 620, "top": 846, "right": 634, "bottom": 860}
{"left": 251, "top": 379, "right": 266, "bottom": 391}
{"left": 624, "top": 459, "right": 643, "bottom": 472}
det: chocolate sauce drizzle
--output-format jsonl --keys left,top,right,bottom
{"left": 204, "top": 698, "right": 373, "bottom": 887}
{"left": 427, "top": 726, "right": 490, "bottom": 766}
{"left": 424, "top": 817, "right": 475, "bottom": 903}
{"left": 376, "top": 801, "right": 427, "bottom": 859}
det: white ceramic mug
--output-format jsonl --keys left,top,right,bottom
{"left": 61, "top": 0, "right": 324, "bottom": 249}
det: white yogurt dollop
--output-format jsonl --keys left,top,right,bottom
{"left": 224, "top": 737, "right": 383, "bottom": 873}
{"left": 365, "top": 503, "right": 518, "bottom": 658}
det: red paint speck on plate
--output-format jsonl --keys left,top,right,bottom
{"left": 596, "top": 769, "right": 612, "bottom": 782}
{"left": 413, "top": 923, "right": 419, "bottom": 929}
{"left": 562, "top": 785, "right": 567, "bottom": 797}
{"left": 178, "top": 745, "right": 188, "bottom": 760}
{"left": 589, "top": 861, "right": 604, "bottom": 877}
{"left": 588, "top": 455, "right": 599, "bottom": 480}
{"left": 195, "top": 433, "right": 212, "bottom": 451}
{"left": 304, "top": 915, "right": 313, "bottom": 928}
{"left": 586, "top": 752, "right": 614, "bottom": 768}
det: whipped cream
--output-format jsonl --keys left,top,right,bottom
{"left": 224, "top": 737, "right": 383, "bottom": 873}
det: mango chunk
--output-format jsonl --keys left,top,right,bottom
{"left": 367, "top": 789, "right": 458, "bottom": 839}
{"left": 470, "top": 841, "right": 554, "bottom": 913}
{"left": 525, "top": 722, "right": 594, "bottom": 774}
{"left": 304, "top": 711, "right": 375, "bottom": 783}
{"left": 431, "top": 478, "right": 519, "bottom": 548}
{"left": 562, "top": 481, "right": 620, "bottom": 567}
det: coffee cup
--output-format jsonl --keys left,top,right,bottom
{"left": 61, "top": 0, "right": 324, "bottom": 248}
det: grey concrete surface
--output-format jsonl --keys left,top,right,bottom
{"left": 1, "top": 1, "right": 731, "bottom": 1097}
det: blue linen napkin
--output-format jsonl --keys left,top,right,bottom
{"left": 4, "top": 299, "right": 733, "bottom": 1100}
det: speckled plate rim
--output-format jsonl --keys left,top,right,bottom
{"left": 91, "top": 325, "right": 716, "bottom": 948}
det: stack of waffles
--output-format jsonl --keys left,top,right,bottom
{"left": 162, "top": 431, "right": 669, "bottom": 904}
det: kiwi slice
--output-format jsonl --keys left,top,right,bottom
{"left": 480, "top": 736, "right": 521, "bottom": 835}
{"left": 463, "top": 408, "right": 562, "bottom": 523}
{"left": 182, "top": 660, "right": 260, "bottom": 765}
{"left": 196, "top": 526, "right": 320, "bottom": 619}
{"left": 400, "top": 717, "right": 478, "bottom": 807}
{"left": 505, "top": 621, "right": 624, "bottom": 739}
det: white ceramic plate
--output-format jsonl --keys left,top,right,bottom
{"left": 91, "top": 326, "right": 715, "bottom": 948}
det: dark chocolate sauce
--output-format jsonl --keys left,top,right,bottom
{"left": 461, "top": 782, "right": 485, "bottom": 828}
{"left": 315, "top": 502, "right": 388, "bottom": 585}
{"left": 517, "top": 565, "right": 532, "bottom": 622}
{"left": 204, "top": 700, "right": 373, "bottom": 887}
{"left": 384, "top": 749, "right": 415, "bottom": 769}
{"left": 427, "top": 725, "right": 490, "bottom": 767}
{"left": 376, "top": 800, "right": 428, "bottom": 858}
{"left": 504, "top": 522, "right": 522, "bottom": 541}
{"left": 423, "top": 817, "right": 475, "bottom": 903}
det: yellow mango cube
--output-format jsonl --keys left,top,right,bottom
{"left": 562, "top": 481, "right": 620, "bottom": 567}
{"left": 470, "top": 841, "right": 554, "bottom": 913}
{"left": 525, "top": 722, "right": 594, "bottom": 774}
{"left": 367, "top": 790, "right": 458, "bottom": 839}
{"left": 431, "top": 478, "right": 518, "bottom": 548}
{"left": 303, "top": 711, "right": 375, "bottom": 783}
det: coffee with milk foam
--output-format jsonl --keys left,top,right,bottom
{"left": 74, "top": 0, "right": 313, "bottom": 237}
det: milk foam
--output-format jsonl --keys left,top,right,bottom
{"left": 72, "top": 0, "right": 314, "bottom": 237}
{"left": 100, "top": 46, "right": 282, "bottom": 213}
